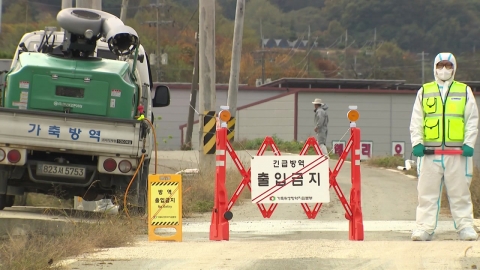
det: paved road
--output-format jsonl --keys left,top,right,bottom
{"left": 61, "top": 151, "right": 480, "bottom": 270}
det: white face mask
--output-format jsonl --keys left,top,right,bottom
{"left": 436, "top": 67, "right": 453, "bottom": 81}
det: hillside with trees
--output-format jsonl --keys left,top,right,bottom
{"left": 1, "top": 0, "right": 480, "bottom": 85}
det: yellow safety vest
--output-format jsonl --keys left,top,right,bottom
{"left": 422, "top": 81, "right": 467, "bottom": 147}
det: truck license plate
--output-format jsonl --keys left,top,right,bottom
{"left": 37, "top": 164, "right": 86, "bottom": 178}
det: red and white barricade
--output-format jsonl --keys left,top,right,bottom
{"left": 209, "top": 106, "right": 364, "bottom": 241}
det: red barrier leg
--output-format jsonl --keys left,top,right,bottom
{"left": 210, "top": 127, "right": 230, "bottom": 241}
{"left": 349, "top": 127, "right": 364, "bottom": 241}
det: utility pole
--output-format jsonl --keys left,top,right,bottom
{"left": 416, "top": 51, "right": 430, "bottom": 84}
{"left": 198, "top": 0, "right": 216, "bottom": 169}
{"left": 185, "top": 31, "right": 200, "bottom": 149}
{"left": 0, "top": 0, "right": 2, "bottom": 34}
{"left": 144, "top": 0, "right": 173, "bottom": 81}
{"left": 61, "top": 0, "right": 72, "bottom": 31}
{"left": 227, "top": 0, "right": 245, "bottom": 130}
{"left": 258, "top": 19, "right": 265, "bottom": 84}
{"left": 344, "top": 29, "right": 347, "bottom": 79}
{"left": 373, "top": 27, "right": 376, "bottom": 79}
{"left": 76, "top": 0, "right": 92, "bottom": 8}
{"left": 61, "top": 0, "right": 72, "bottom": 10}
{"left": 306, "top": 25, "right": 310, "bottom": 77}
{"left": 91, "top": 0, "right": 102, "bottom": 10}
{"left": 156, "top": 0, "right": 161, "bottom": 81}
{"left": 253, "top": 49, "right": 279, "bottom": 85}
{"left": 120, "top": 0, "right": 129, "bottom": 22}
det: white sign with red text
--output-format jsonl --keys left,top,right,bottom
{"left": 392, "top": 141, "right": 405, "bottom": 158}
{"left": 360, "top": 141, "right": 373, "bottom": 160}
{"left": 332, "top": 140, "right": 346, "bottom": 156}
{"left": 250, "top": 155, "right": 330, "bottom": 204}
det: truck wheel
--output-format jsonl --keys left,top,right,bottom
{"left": 0, "top": 195, "right": 6, "bottom": 210}
{"left": 117, "top": 158, "right": 150, "bottom": 216}
{"left": 15, "top": 193, "right": 27, "bottom": 206}
{"left": 5, "top": 195, "right": 14, "bottom": 208}
{"left": 136, "top": 158, "right": 150, "bottom": 216}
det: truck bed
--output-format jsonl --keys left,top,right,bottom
{"left": 0, "top": 107, "right": 144, "bottom": 157}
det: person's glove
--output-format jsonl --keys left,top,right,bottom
{"left": 462, "top": 144, "right": 474, "bottom": 157}
{"left": 412, "top": 144, "right": 425, "bottom": 157}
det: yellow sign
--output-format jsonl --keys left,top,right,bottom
{"left": 147, "top": 174, "right": 182, "bottom": 242}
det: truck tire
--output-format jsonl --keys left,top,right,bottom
{"left": 136, "top": 158, "right": 150, "bottom": 216}
{"left": 5, "top": 195, "right": 15, "bottom": 208}
{"left": 0, "top": 195, "right": 6, "bottom": 210}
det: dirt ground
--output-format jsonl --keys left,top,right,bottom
{"left": 62, "top": 151, "right": 480, "bottom": 270}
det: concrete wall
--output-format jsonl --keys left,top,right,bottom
{"left": 156, "top": 87, "right": 285, "bottom": 150}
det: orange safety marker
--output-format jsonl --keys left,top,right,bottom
{"left": 148, "top": 174, "right": 182, "bottom": 242}
{"left": 347, "top": 106, "right": 363, "bottom": 240}
{"left": 210, "top": 106, "right": 233, "bottom": 241}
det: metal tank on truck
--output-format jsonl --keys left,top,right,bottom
{"left": 0, "top": 8, "right": 170, "bottom": 213}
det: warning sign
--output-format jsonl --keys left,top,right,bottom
{"left": 250, "top": 155, "right": 330, "bottom": 204}
{"left": 392, "top": 141, "right": 405, "bottom": 158}
{"left": 147, "top": 174, "right": 182, "bottom": 242}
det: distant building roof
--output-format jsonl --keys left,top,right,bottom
{"left": 260, "top": 77, "right": 480, "bottom": 91}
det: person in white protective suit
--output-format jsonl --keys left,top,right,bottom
{"left": 409, "top": 52, "right": 479, "bottom": 241}
{"left": 312, "top": 98, "right": 329, "bottom": 155}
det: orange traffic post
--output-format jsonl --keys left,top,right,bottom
{"left": 210, "top": 106, "right": 233, "bottom": 241}
{"left": 347, "top": 106, "right": 364, "bottom": 241}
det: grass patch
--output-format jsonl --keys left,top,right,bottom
{"left": 365, "top": 155, "right": 418, "bottom": 177}
{"left": 181, "top": 166, "right": 248, "bottom": 217}
{"left": 13, "top": 193, "right": 73, "bottom": 208}
{"left": 365, "top": 156, "right": 406, "bottom": 168}
{"left": 0, "top": 211, "right": 145, "bottom": 270}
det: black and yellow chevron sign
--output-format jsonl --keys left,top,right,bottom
{"left": 203, "top": 111, "right": 216, "bottom": 154}
{"left": 227, "top": 117, "right": 235, "bottom": 141}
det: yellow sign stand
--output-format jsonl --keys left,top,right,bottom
{"left": 147, "top": 174, "right": 182, "bottom": 242}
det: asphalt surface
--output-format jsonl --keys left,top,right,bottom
{"left": 59, "top": 150, "right": 480, "bottom": 270}
{"left": 0, "top": 150, "right": 476, "bottom": 269}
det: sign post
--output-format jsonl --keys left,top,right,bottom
{"left": 148, "top": 174, "right": 183, "bottom": 242}
{"left": 347, "top": 106, "right": 364, "bottom": 240}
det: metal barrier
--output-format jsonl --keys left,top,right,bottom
{"left": 210, "top": 105, "right": 364, "bottom": 241}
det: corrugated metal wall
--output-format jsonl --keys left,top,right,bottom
{"left": 297, "top": 91, "right": 415, "bottom": 158}
{"left": 155, "top": 88, "right": 285, "bottom": 150}
{"left": 236, "top": 95, "right": 295, "bottom": 141}
{"left": 298, "top": 90, "right": 480, "bottom": 164}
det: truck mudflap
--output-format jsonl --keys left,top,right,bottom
{"left": 0, "top": 107, "right": 144, "bottom": 156}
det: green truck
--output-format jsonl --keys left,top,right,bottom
{"left": 0, "top": 8, "right": 170, "bottom": 213}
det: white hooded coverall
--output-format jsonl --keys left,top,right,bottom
{"left": 409, "top": 52, "right": 479, "bottom": 235}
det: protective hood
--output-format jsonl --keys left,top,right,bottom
{"left": 320, "top": 103, "right": 329, "bottom": 110}
{"left": 433, "top": 52, "right": 456, "bottom": 84}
